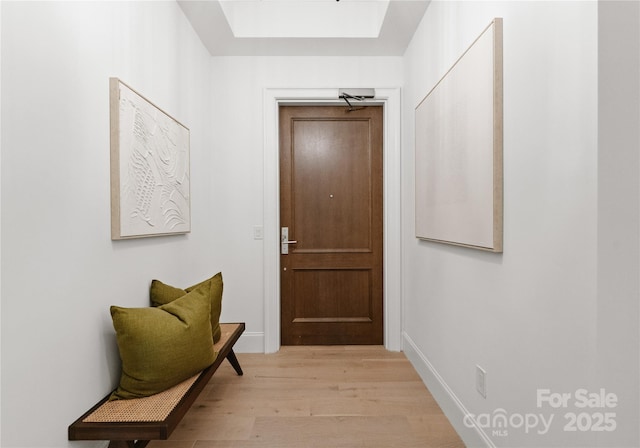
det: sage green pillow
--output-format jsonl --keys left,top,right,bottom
{"left": 150, "top": 272, "right": 223, "bottom": 343}
{"left": 110, "top": 284, "right": 215, "bottom": 400}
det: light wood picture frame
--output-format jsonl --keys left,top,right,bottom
{"left": 415, "top": 18, "right": 503, "bottom": 252}
{"left": 110, "top": 78, "right": 191, "bottom": 240}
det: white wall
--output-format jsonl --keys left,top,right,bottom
{"left": 402, "top": 1, "right": 638, "bottom": 447}
{"left": 1, "top": 2, "right": 215, "bottom": 447}
{"left": 0, "top": 1, "right": 3, "bottom": 444}
{"left": 0, "top": 4, "right": 403, "bottom": 446}
{"left": 597, "top": 1, "right": 640, "bottom": 446}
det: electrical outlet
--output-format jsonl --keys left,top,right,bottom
{"left": 253, "top": 225, "right": 264, "bottom": 240}
{"left": 476, "top": 365, "right": 487, "bottom": 398}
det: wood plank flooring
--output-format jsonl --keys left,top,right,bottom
{"left": 148, "top": 346, "right": 465, "bottom": 448}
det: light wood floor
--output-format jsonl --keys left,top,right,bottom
{"left": 148, "top": 346, "right": 465, "bottom": 448}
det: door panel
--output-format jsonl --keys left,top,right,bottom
{"left": 292, "top": 119, "right": 372, "bottom": 251}
{"left": 292, "top": 269, "right": 373, "bottom": 322}
{"left": 280, "top": 106, "right": 383, "bottom": 345}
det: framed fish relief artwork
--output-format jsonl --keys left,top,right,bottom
{"left": 109, "top": 78, "right": 191, "bottom": 240}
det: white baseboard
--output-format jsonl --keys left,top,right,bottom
{"left": 402, "top": 332, "right": 494, "bottom": 448}
{"left": 234, "top": 331, "right": 265, "bottom": 353}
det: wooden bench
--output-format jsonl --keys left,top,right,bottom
{"left": 69, "top": 322, "right": 245, "bottom": 448}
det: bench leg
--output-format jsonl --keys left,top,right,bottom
{"left": 108, "top": 441, "right": 149, "bottom": 448}
{"left": 226, "top": 349, "right": 243, "bottom": 376}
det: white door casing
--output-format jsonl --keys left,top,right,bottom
{"left": 263, "top": 87, "right": 402, "bottom": 353}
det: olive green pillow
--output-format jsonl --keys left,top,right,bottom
{"left": 110, "top": 284, "right": 215, "bottom": 400}
{"left": 150, "top": 272, "right": 223, "bottom": 343}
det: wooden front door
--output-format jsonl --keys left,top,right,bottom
{"left": 279, "top": 105, "right": 383, "bottom": 345}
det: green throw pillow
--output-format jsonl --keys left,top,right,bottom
{"left": 110, "top": 284, "right": 215, "bottom": 400}
{"left": 150, "top": 272, "right": 223, "bottom": 343}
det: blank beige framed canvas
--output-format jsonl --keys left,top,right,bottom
{"left": 415, "top": 18, "right": 503, "bottom": 252}
{"left": 110, "top": 78, "right": 191, "bottom": 240}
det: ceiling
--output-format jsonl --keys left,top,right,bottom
{"left": 178, "top": 0, "right": 430, "bottom": 56}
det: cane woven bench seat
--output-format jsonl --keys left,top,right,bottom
{"left": 68, "top": 322, "right": 245, "bottom": 448}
